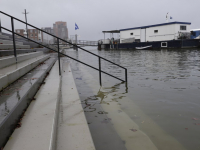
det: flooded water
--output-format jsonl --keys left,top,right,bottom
{"left": 64, "top": 47, "right": 200, "bottom": 150}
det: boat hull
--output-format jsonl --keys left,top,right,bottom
{"left": 103, "top": 39, "right": 200, "bottom": 50}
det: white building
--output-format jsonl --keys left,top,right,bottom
{"left": 120, "top": 22, "right": 191, "bottom": 43}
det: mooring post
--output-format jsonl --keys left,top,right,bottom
{"left": 11, "top": 17, "right": 17, "bottom": 63}
{"left": 57, "top": 38, "right": 61, "bottom": 76}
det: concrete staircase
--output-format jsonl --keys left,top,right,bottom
{"left": 0, "top": 51, "right": 95, "bottom": 149}
{"left": 0, "top": 32, "right": 30, "bottom": 50}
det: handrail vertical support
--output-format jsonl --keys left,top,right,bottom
{"left": 99, "top": 57, "right": 102, "bottom": 86}
{"left": 57, "top": 38, "right": 61, "bottom": 75}
{"left": 11, "top": 17, "right": 17, "bottom": 63}
{"left": 125, "top": 68, "right": 128, "bottom": 87}
{"left": 0, "top": 18, "right": 2, "bottom": 32}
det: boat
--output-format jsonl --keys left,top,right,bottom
{"left": 135, "top": 45, "right": 152, "bottom": 50}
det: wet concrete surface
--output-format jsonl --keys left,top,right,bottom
{"left": 64, "top": 47, "right": 200, "bottom": 150}
{"left": 0, "top": 57, "right": 56, "bottom": 124}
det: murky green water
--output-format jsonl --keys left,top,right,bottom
{"left": 64, "top": 47, "right": 200, "bottom": 150}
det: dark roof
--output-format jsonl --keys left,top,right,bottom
{"left": 102, "top": 30, "right": 120, "bottom": 33}
{"left": 119, "top": 22, "right": 191, "bottom": 31}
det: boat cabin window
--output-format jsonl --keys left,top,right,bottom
{"left": 130, "top": 33, "right": 133, "bottom": 35}
{"left": 154, "top": 30, "right": 158, "bottom": 33}
{"left": 161, "top": 42, "right": 167, "bottom": 47}
{"left": 180, "top": 26, "right": 186, "bottom": 30}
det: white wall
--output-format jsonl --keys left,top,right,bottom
{"left": 120, "top": 23, "right": 191, "bottom": 43}
{"left": 146, "top": 24, "right": 176, "bottom": 41}
{"left": 120, "top": 29, "right": 140, "bottom": 43}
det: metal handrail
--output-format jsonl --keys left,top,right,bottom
{"left": 0, "top": 11, "right": 127, "bottom": 85}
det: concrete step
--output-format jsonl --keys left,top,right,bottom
{"left": 0, "top": 33, "right": 10, "bottom": 39}
{"left": 0, "top": 57, "right": 56, "bottom": 148}
{"left": 0, "top": 44, "right": 30, "bottom": 50}
{"left": 0, "top": 48, "right": 49, "bottom": 57}
{"left": 0, "top": 51, "right": 43, "bottom": 69}
{"left": 0, "top": 39, "right": 23, "bottom": 45}
{"left": 3, "top": 61, "right": 96, "bottom": 150}
{"left": 55, "top": 61, "right": 95, "bottom": 150}
{"left": 3, "top": 60, "right": 61, "bottom": 150}
{"left": 0, "top": 54, "right": 50, "bottom": 91}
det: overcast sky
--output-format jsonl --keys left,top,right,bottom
{"left": 0, "top": 0, "right": 200, "bottom": 40}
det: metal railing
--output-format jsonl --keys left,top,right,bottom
{"left": 0, "top": 11, "right": 127, "bottom": 86}
{"left": 72, "top": 40, "right": 98, "bottom": 46}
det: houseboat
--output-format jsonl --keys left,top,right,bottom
{"left": 100, "top": 22, "right": 200, "bottom": 49}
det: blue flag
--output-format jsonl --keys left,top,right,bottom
{"left": 170, "top": 16, "right": 173, "bottom": 19}
{"left": 75, "top": 23, "right": 79, "bottom": 30}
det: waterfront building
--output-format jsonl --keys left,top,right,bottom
{"left": 15, "top": 28, "right": 41, "bottom": 41}
{"left": 120, "top": 22, "right": 191, "bottom": 43}
{"left": 41, "top": 27, "right": 54, "bottom": 44}
{"left": 53, "top": 21, "right": 68, "bottom": 42}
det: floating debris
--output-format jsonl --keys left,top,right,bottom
{"left": 130, "top": 129, "right": 137, "bottom": 132}
{"left": 101, "top": 118, "right": 112, "bottom": 124}
{"left": 192, "top": 118, "right": 199, "bottom": 121}
{"left": 98, "top": 111, "right": 108, "bottom": 114}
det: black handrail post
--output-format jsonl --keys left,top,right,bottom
{"left": 11, "top": 17, "right": 17, "bottom": 62}
{"left": 99, "top": 57, "right": 102, "bottom": 86}
{"left": 0, "top": 18, "right": 2, "bottom": 32}
{"left": 125, "top": 68, "right": 128, "bottom": 86}
{"left": 57, "top": 38, "right": 61, "bottom": 76}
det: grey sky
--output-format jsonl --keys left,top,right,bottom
{"left": 0, "top": 0, "right": 200, "bottom": 40}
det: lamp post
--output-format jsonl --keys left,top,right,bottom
{"left": 22, "top": 9, "right": 29, "bottom": 38}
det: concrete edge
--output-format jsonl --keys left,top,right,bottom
{"left": 49, "top": 61, "right": 62, "bottom": 150}
{"left": 58, "top": 62, "right": 96, "bottom": 150}
{"left": 0, "top": 57, "right": 57, "bottom": 148}
{"left": 0, "top": 51, "right": 43, "bottom": 69}
{"left": 0, "top": 55, "right": 50, "bottom": 91}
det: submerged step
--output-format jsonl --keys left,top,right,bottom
{"left": 0, "top": 54, "right": 50, "bottom": 91}
{"left": 0, "top": 57, "right": 56, "bottom": 148}
{"left": 0, "top": 51, "right": 43, "bottom": 69}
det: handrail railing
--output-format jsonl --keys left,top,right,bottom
{"left": 0, "top": 11, "right": 127, "bottom": 85}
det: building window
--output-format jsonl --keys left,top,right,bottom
{"left": 154, "top": 30, "right": 158, "bottom": 33}
{"left": 180, "top": 26, "right": 186, "bottom": 30}
{"left": 30, "top": 30, "right": 32, "bottom": 33}
{"left": 130, "top": 33, "right": 133, "bottom": 35}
